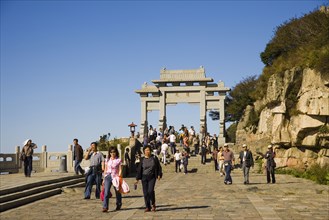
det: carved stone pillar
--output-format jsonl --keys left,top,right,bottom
{"left": 218, "top": 96, "right": 226, "bottom": 145}
{"left": 140, "top": 100, "right": 148, "bottom": 138}
{"left": 200, "top": 90, "right": 207, "bottom": 141}
{"left": 158, "top": 91, "right": 167, "bottom": 131}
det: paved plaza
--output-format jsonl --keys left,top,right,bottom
{"left": 1, "top": 169, "right": 328, "bottom": 220}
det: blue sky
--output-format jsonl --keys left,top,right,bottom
{"left": 1, "top": 0, "right": 324, "bottom": 153}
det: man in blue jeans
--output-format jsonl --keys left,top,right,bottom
{"left": 84, "top": 142, "right": 104, "bottom": 199}
{"left": 73, "top": 139, "right": 84, "bottom": 175}
{"left": 222, "top": 144, "right": 235, "bottom": 185}
{"left": 22, "top": 139, "right": 38, "bottom": 177}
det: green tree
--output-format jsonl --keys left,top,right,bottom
{"left": 226, "top": 75, "right": 258, "bottom": 122}
{"left": 260, "top": 9, "right": 329, "bottom": 74}
{"left": 256, "top": 8, "right": 329, "bottom": 100}
{"left": 209, "top": 75, "right": 258, "bottom": 123}
{"left": 97, "top": 133, "right": 111, "bottom": 151}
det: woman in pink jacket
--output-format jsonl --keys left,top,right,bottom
{"left": 102, "top": 146, "right": 122, "bottom": 212}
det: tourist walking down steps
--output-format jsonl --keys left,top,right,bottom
{"left": 73, "top": 138, "right": 84, "bottom": 175}
{"left": 135, "top": 145, "right": 163, "bottom": 212}
{"left": 102, "top": 146, "right": 122, "bottom": 212}
{"left": 238, "top": 144, "right": 254, "bottom": 184}
{"left": 265, "top": 144, "right": 276, "bottom": 184}
{"left": 84, "top": 142, "right": 104, "bottom": 200}
{"left": 257, "top": 144, "right": 277, "bottom": 184}
{"left": 217, "top": 146, "right": 225, "bottom": 177}
{"left": 222, "top": 144, "right": 235, "bottom": 185}
{"left": 174, "top": 149, "right": 182, "bottom": 173}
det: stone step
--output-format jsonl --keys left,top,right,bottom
{"left": 0, "top": 175, "right": 84, "bottom": 196}
{"left": 0, "top": 188, "right": 63, "bottom": 212}
{"left": 0, "top": 175, "right": 85, "bottom": 212}
{"left": 0, "top": 177, "right": 84, "bottom": 204}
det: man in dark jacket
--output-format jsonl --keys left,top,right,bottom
{"left": 73, "top": 139, "right": 84, "bottom": 175}
{"left": 239, "top": 144, "right": 254, "bottom": 184}
{"left": 265, "top": 144, "right": 276, "bottom": 184}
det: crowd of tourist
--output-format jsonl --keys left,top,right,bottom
{"left": 143, "top": 124, "right": 220, "bottom": 167}
{"left": 19, "top": 128, "right": 277, "bottom": 213}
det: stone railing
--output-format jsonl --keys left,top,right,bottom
{"left": 0, "top": 144, "right": 123, "bottom": 174}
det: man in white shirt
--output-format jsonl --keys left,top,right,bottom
{"left": 174, "top": 150, "right": 182, "bottom": 172}
{"left": 148, "top": 126, "right": 154, "bottom": 141}
{"left": 189, "top": 126, "right": 195, "bottom": 137}
{"left": 169, "top": 133, "right": 176, "bottom": 155}
{"left": 161, "top": 140, "right": 169, "bottom": 165}
{"left": 188, "top": 126, "right": 196, "bottom": 143}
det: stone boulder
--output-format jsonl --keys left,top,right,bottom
{"left": 235, "top": 68, "right": 329, "bottom": 169}
{"left": 297, "top": 69, "right": 329, "bottom": 116}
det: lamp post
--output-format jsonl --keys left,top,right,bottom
{"left": 128, "top": 122, "right": 137, "bottom": 138}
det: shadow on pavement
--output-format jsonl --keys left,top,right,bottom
{"left": 189, "top": 168, "right": 198, "bottom": 173}
{"left": 119, "top": 205, "right": 173, "bottom": 211}
{"left": 122, "top": 195, "right": 143, "bottom": 199}
{"left": 157, "top": 205, "right": 210, "bottom": 212}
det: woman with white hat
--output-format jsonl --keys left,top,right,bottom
{"left": 21, "top": 139, "right": 37, "bottom": 177}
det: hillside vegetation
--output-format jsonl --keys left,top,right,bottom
{"left": 219, "top": 7, "right": 329, "bottom": 142}
{"left": 255, "top": 7, "right": 329, "bottom": 99}
{"left": 222, "top": 7, "right": 329, "bottom": 124}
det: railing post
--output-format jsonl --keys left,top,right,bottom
{"left": 42, "top": 145, "right": 47, "bottom": 171}
{"left": 15, "top": 146, "right": 20, "bottom": 170}
{"left": 67, "top": 145, "right": 73, "bottom": 172}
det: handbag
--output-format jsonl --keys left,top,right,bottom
{"left": 100, "top": 184, "right": 105, "bottom": 201}
{"left": 100, "top": 183, "right": 112, "bottom": 201}
{"left": 118, "top": 177, "right": 130, "bottom": 194}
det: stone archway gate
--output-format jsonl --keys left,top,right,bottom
{"left": 135, "top": 66, "right": 230, "bottom": 145}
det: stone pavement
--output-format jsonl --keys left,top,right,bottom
{"left": 0, "top": 169, "right": 328, "bottom": 220}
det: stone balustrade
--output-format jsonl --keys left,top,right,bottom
{"left": 0, "top": 144, "right": 123, "bottom": 174}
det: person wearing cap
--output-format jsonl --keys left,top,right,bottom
{"left": 265, "top": 145, "right": 276, "bottom": 184}
{"left": 222, "top": 144, "right": 235, "bottom": 184}
{"left": 21, "top": 139, "right": 38, "bottom": 177}
{"left": 239, "top": 144, "right": 254, "bottom": 184}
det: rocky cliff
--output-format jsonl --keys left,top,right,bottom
{"left": 235, "top": 68, "right": 329, "bottom": 169}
